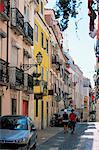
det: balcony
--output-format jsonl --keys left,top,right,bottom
{"left": 24, "top": 74, "right": 33, "bottom": 94}
{"left": 34, "top": 93, "right": 43, "bottom": 99}
{"left": 0, "top": 58, "right": 8, "bottom": 85}
{"left": 52, "top": 55, "right": 56, "bottom": 64}
{"left": 23, "top": 22, "right": 33, "bottom": 46}
{"left": 56, "top": 64, "right": 60, "bottom": 72}
{"left": 11, "top": 8, "right": 24, "bottom": 35}
{"left": 33, "top": 79, "right": 40, "bottom": 86}
{"left": 9, "top": 67, "right": 24, "bottom": 90}
{"left": 48, "top": 89, "right": 53, "bottom": 95}
{"left": 52, "top": 55, "right": 60, "bottom": 64}
{"left": 0, "top": 0, "right": 10, "bottom": 21}
{"left": 52, "top": 54, "right": 61, "bottom": 71}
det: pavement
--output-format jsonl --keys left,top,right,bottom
{"left": 37, "top": 126, "right": 63, "bottom": 145}
{"left": 37, "top": 122, "right": 99, "bottom": 150}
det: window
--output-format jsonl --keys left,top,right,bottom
{"left": 24, "top": 5, "right": 29, "bottom": 22}
{"left": 23, "top": 50, "right": 29, "bottom": 65}
{"left": 46, "top": 39, "right": 48, "bottom": 53}
{"left": 12, "top": 99, "right": 17, "bottom": 115}
{"left": 36, "top": 99, "right": 38, "bottom": 117}
{"left": 0, "top": 117, "right": 27, "bottom": 130}
{"left": 35, "top": 24, "right": 38, "bottom": 42}
{"left": 0, "top": 96, "right": 2, "bottom": 116}
{"left": 11, "top": 46, "right": 18, "bottom": 66}
{"left": 41, "top": 1, "right": 43, "bottom": 15}
{"left": 41, "top": 32, "right": 44, "bottom": 48}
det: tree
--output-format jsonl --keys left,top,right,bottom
{"left": 55, "top": 0, "right": 82, "bottom": 31}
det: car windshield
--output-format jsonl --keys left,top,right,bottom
{"left": 0, "top": 117, "right": 28, "bottom": 130}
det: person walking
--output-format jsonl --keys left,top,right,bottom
{"left": 63, "top": 109, "right": 69, "bottom": 134}
{"left": 69, "top": 109, "right": 76, "bottom": 134}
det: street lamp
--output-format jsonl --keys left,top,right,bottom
{"left": 20, "top": 52, "right": 43, "bottom": 71}
{"left": 36, "top": 52, "right": 43, "bottom": 66}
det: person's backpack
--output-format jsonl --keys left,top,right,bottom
{"left": 69, "top": 113, "right": 76, "bottom": 121}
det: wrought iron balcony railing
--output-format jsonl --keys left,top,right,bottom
{"left": 23, "top": 22, "right": 33, "bottom": 46}
{"left": 48, "top": 89, "right": 53, "bottom": 95}
{"left": 11, "top": 8, "right": 24, "bottom": 35}
{"left": 0, "top": 0, "right": 10, "bottom": 21}
{"left": 24, "top": 73, "right": 33, "bottom": 94}
{"left": 52, "top": 55, "right": 61, "bottom": 71}
{"left": 52, "top": 55, "right": 60, "bottom": 64}
{"left": 9, "top": 67, "right": 24, "bottom": 90}
{"left": 52, "top": 55, "right": 56, "bottom": 64}
{"left": 0, "top": 58, "right": 8, "bottom": 85}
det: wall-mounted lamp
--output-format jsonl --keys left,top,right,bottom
{"left": 36, "top": 52, "right": 43, "bottom": 65}
{"left": 20, "top": 52, "right": 43, "bottom": 71}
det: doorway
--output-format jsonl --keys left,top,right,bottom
{"left": 41, "top": 100, "right": 44, "bottom": 129}
{"left": 22, "top": 100, "right": 28, "bottom": 116}
{"left": 46, "top": 102, "right": 49, "bottom": 127}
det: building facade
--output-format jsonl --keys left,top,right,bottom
{"left": 0, "top": 0, "right": 35, "bottom": 119}
{"left": 33, "top": 0, "right": 51, "bottom": 129}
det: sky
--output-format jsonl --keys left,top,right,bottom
{"left": 46, "top": 0, "right": 96, "bottom": 87}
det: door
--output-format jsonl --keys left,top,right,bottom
{"left": 41, "top": 100, "right": 44, "bottom": 129}
{"left": 46, "top": 102, "right": 49, "bottom": 127}
{"left": 23, "top": 100, "right": 28, "bottom": 116}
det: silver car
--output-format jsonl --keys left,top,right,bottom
{"left": 0, "top": 115, "right": 37, "bottom": 150}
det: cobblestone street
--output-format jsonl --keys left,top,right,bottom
{"left": 37, "top": 122, "right": 99, "bottom": 150}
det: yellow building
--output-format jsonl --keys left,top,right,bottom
{"left": 33, "top": 0, "right": 50, "bottom": 129}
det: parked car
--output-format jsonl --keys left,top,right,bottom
{"left": 0, "top": 115, "right": 37, "bottom": 150}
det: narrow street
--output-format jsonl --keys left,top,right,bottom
{"left": 37, "top": 122, "right": 99, "bottom": 150}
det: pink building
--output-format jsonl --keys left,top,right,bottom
{"left": 0, "top": 0, "right": 36, "bottom": 120}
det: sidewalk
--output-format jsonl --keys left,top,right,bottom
{"left": 37, "top": 126, "right": 63, "bottom": 145}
